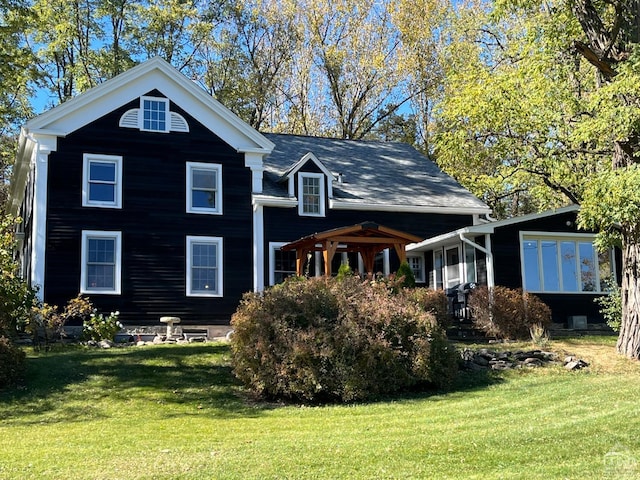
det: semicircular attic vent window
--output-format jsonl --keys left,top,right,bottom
{"left": 118, "top": 96, "right": 189, "bottom": 133}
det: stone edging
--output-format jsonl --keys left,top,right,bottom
{"left": 461, "top": 348, "right": 589, "bottom": 371}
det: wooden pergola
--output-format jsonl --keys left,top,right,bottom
{"left": 280, "top": 222, "right": 422, "bottom": 277}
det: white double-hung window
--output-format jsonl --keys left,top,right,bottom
{"left": 298, "top": 172, "right": 325, "bottom": 216}
{"left": 82, "top": 154, "right": 123, "bottom": 208}
{"left": 521, "top": 233, "right": 613, "bottom": 293}
{"left": 186, "top": 162, "right": 222, "bottom": 214}
{"left": 80, "top": 230, "right": 122, "bottom": 295}
{"left": 186, "top": 236, "right": 223, "bottom": 297}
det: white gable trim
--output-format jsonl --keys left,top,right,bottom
{"left": 282, "top": 152, "right": 334, "bottom": 200}
{"left": 25, "top": 57, "right": 274, "bottom": 154}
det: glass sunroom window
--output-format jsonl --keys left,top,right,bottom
{"left": 522, "top": 234, "right": 611, "bottom": 293}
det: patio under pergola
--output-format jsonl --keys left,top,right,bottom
{"left": 280, "top": 221, "right": 422, "bottom": 277}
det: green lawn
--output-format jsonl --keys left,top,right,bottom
{"left": 1, "top": 337, "right": 640, "bottom": 479}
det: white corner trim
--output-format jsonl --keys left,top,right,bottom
{"left": 30, "top": 134, "right": 58, "bottom": 300}
{"left": 244, "top": 152, "right": 265, "bottom": 194}
{"left": 253, "top": 204, "right": 265, "bottom": 292}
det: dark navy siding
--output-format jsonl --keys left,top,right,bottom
{"left": 44, "top": 93, "right": 253, "bottom": 325}
{"left": 490, "top": 210, "right": 608, "bottom": 325}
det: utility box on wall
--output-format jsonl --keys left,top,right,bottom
{"left": 568, "top": 315, "right": 588, "bottom": 329}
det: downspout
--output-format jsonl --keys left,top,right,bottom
{"left": 458, "top": 233, "right": 494, "bottom": 289}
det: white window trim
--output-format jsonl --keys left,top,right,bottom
{"left": 444, "top": 245, "right": 462, "bottom": 288}
{"left": 186, "top": 162, "right": 223, "bottom": 215}
{"left": 519, "top": 231, "right": 611, "bottom": 294}
{"left": 80, "top": 230, "right": 122, "bottom": 295}
{"left": 407, "top": 254, "right": 426, "bottom": 283}
{"left": 82, "top": 154, "right": 123, "bottom": 209}
{"left": 464, "top": 243, "right": 477, "bottom": 283}
{"left": 140, "top": 96, "right": 170, "bottom": 133}
{"left": 269, "top": 242, "right": 298, "bottom": 286}
{"left": 298, "top": 172, "right": 325, "bottom": 217}
{"left": 432, "top": 249, "right": 444, "bottom": 291}
{"left": 186, "top": 236, "right": 223, "bottom": 297}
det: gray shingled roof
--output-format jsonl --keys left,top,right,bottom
{"left": 261, "top": 133, "right": 489, "bottom": 212}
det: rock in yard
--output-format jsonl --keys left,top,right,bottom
{"left": 565, "top": 359, "right": 589, "bottom": 371}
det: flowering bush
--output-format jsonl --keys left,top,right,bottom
{"left": 82, "top": 311, "right": 123, "bottom": 342}
{"left": 231, "top": 276, "right": 458, "bottom": 403}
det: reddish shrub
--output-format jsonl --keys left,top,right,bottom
{"left": 468, "top": 286, "right": 552, "bottom": 340}
{"left": 404, "top": 288, "right": 451, "bottom": 329}
{"left": 230, "top": 276, "right": 458, "bottom": 403}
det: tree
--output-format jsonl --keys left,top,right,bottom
{"left": 298, "top": 0, "right": 417, "bottom": 139}
{"left": 0, "top": 0, "right": 35, "bottom": 211}
{"left": 435, "top": 0, "right": 593, "bottom": 217}
{"left": 435, "top": 0, "right": 640, "bottom": 358}
{"left": 570, "top": 0, "right": 640, "bottom": 359}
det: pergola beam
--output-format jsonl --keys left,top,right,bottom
{"left": 281, "top": 222, "right": 422, "bottom": 279}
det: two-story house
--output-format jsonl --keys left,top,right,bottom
{"left": 8, "top": 57, "right": 491, "bottom": 331}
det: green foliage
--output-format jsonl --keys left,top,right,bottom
{"left": 595, "top": 278, "right": 622, "bottom": 332}
{"left": 0, "top": 215, "right": 38, "bottom": 337}
{"left": 395, "top": 261, "right": 416, "bottom": 288}
{"left": 469, "top": 286, "right": 552, "bottom": 340}
{"left": 578, "top": 165, "right": 640, "bottom": 248}
{"left": 0, "top": 335, "right": 25, "bottom": 389}
{"left": 82, "top": 311, "right": 123, "bottom": 342}
{"left": 230, "top": 276, "right": 458, "bottom": 403}
{"left": 336, "top": 262, "right": 354, "bottom": 280}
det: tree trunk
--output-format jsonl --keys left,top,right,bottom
{"left": 612, "top": 138, "right": 640, "bottom": 358}
{"left": 617, "top": 228, "right": 640, "bottom": 358}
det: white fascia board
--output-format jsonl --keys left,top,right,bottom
{"left": 281, "top": 152, "right": 334, "bottom": 180}
{"left": 405, "top": 204, "right": 581, "bottom": 252}
{"left": 406, "top": 227, "right": 471, "bottom": 252}
{"left": 329, "top": 199, "right": 492, "bottom": 215}
{"left": 25, "top": 57, "right": 274, "bottom": 154}
{"left": 8, "top": 130, "right": 33, "bottom": 215}
{"left": 252, "top": 194, "right": 298, "bottom": 208}
{"left": 476, "top": 205, "right": 580, "bottom": 230}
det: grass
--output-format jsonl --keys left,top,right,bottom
{"left": 1, "top": 337, "right": 640, "bottom": 479}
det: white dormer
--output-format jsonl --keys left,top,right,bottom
{"left": 280, "top": 152, "right": 334, "bottom": 217}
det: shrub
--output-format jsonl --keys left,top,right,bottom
{"left": 404, "top": 288, "right": 451, "bottom": 329}
{"left": 230, "top": 276, "right": 458, "bottom": 403}
{"left": 595, "top": 278, "right": 621, "bottom": 332}
{"left": 82, "top": 311, "right": 123, "bottom": 342}
{"left": 0, "top": 336, "right": 26, "bottom": 389}
{"left": 395, "top": 261, "right": 416, "bottom": 288}
{"left": 25, "top": 295, "right": 95, "bottom": 348}
{"left": 0, "top": 216, "right": 40, "bottom": 337}
{"left": 468, "top": 286, "right": 552, "bottom": 340}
